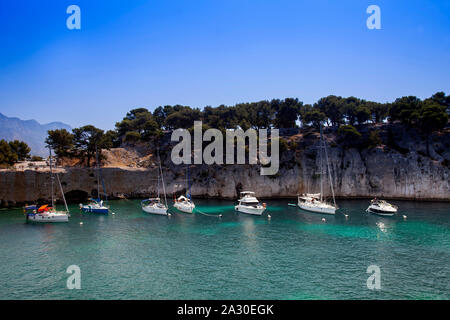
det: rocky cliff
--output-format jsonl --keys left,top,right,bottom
{"left": 0, "top": 124, "right": 449, "bottom": 206}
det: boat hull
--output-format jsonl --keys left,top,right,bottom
{"left": 81, "top": 206, "right": 109, "bottom": 214}
{"left": 142, "top": 205, "right": 168, "bottom": 215}
{"left": 26, "top": 212, "right": 69, "bottom": 223}
{"left": 235, "top": 205, "right": 265, "bottom": 216}
{"left": 298, "top": 202, "right": 336, "bottom": 215}
{"left": 367, "top": 206, "right": 397, "bottom": 217}
{"left": 174, "top": 202, "right": 195, "bottom": 213}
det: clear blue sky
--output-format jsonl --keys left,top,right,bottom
{"left": 0, "top": 0, "right": 449, "bottom": 130}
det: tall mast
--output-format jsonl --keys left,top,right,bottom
{"left": 56, "top": 173, "right": 69, "bottom": 213}
{"left": 186, "top": 165, "right": 190, "bottom": 199}
{"left": 49, "top": 147, "right": 54, "bottom": 208}
{"left": 158, "top": 148, "right": 167, "bottom": 207}
{"left": 156, "top": 148, "right": 160, "bottom": 199}
{"left": 319, "top": 124, "right": 324, "bottom": 202}
{"left": 322, "top": 125, "right": 337, "bottom": 208}
{"left": 96, "top": 145, "right": 100, "bottom": 200}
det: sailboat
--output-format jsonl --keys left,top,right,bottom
{"left": 174, "top": 165, "right": 195, "bottom": 214}
{"left": 25, "top": 148, "right": 70, "bottom": 222}
{"left": 142, "top": 149, "right": 168, "bottom": 215}
{"left": 298, "top": 123, "right": 338, "bottom": 215}
{"left": 80, "top": 146, "right": 109, "bottom": 214}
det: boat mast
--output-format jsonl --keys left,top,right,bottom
{"left": 96, "top": 145, "right": 100, "bottom": 200}
{"left": 320, "top": 123, "right": 337, "bottom": 208}
{"left": 56, "top": 173, "right": 69, "bottom": 213}
{"left": 319, "top": 125, "right": 324, "bottom": 202}
{"left": 158, "top": 148, "right": 168, "bottom": 207}
{"left": 49, "top": 147, "right": 54, "bottom": 208}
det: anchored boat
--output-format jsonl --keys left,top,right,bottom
{"left": 235, "top": 191, "right": 266, "bottom": 216}
{"left": 142, "top": 149, "right": 168, "bottom": 215}
{"left": 25, "top": 148, "right": 69, "bottom": 223}
{"left": 298, "top": 123, "right": 338, "bottom": 215}
{"left": 80, "top": 146, "right": 109, "bottom": 214}
{"left": 366, "top": 199, "right": 398, "bottom": 216}
{"left": 174, "top": 165, "right": 195, "bottom": 214}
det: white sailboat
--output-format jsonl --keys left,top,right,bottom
{"left": 298, "top": 124, "right": 338, "bottom": 215}
{"left": 25, "top": 148, "right": 70, "bottom": 223}
{"left": 142, "top": 149, "right": 168, "bottom": 215}
{"left": 174, "top": 165, "right": 195, "bottom": 214}
{"left": 235, "top": 191, "right": 266, "bottom": 215}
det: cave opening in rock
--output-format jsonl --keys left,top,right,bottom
{"left": 65, "top": 190, "right": 89, "bottom": 203}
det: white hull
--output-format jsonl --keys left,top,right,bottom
{"left": 27, "top": 212, "right": 69, "bottom": 223}
{"left": 235, "top": 205, "right": 265, "bottom": 216}
{"left": 298, "top": 202, "right": 336, "bottom": 215}
{"left": 367, "top": 206, "right": 397, "bottom": 216}
{"left": 174, "top": 202, "right": 195, "bottom": 213}
{"left": 142, "top": 205, "right": 168, "bottom": 215}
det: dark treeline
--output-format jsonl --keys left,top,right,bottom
{"left": 0, "top": 139, "right": 32, "bottom": 166}
{"left": 45, "top": 92, "right": 449, "bottom": 164}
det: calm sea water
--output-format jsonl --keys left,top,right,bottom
{"left": 0, "top": 199, "right": 449, "bottom": 300}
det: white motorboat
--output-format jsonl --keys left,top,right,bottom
{"left": 366, "top": 199, "right": 398, "bottom": 216}
{"left": 141, "top": 198, "right": 168, "bottom": 215}
{"left": 235, "top": 191, "right": 266, "bottom": 215}
{"left": 174, "top": 195, "right": 195, "bottom": 213}
{"left": 25, "top": 148, "right": 69, "bottom": 223}
{"left": 297, "top": 124, "right": 338, "bottom": 215}
{"left": 142, "top": 149, "right": 168, "bottom": 216}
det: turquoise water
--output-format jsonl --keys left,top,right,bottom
{"left": 0, "top": 199, "right": 449, "bottom": 300}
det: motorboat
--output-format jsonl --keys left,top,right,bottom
{"left": 235, "top": 191, "right": 266, "bottom": 215}
{"left": 366, "top": 199, "right": 398, "bottom": 216}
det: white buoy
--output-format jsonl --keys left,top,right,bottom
{"left": 344, "top": 214, "right": 349, "bottom": 219}
{"left": 80, "top": 222, "right": 83, "bottom": 225}
{"left": 268, "top": 214, "right": 271, "bottom": 220}
{"left": 168, "top": 213, "right": 172, "bottom": 217}
{"left": 112, "top": 212, "right": 115, "bottom": 215}
{"left": 321, "top": 218, "right": 326, "bottom": 222}
{"left": 403, "top": 215, "right": 407, "bottom": 220}
{"left": 219, "top": 214, "right": 223, "bottom": 218}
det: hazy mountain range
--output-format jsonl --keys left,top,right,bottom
{"left": 0, "top": 113, "right": 71, "bottom": 157}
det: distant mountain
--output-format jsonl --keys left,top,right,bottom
{"left": 0, "top": 113, "right": 72, "bottom": 157}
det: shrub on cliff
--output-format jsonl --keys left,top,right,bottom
{"left": 0, "top": 139, "right": 18, "bottom": 166}
{"left": 337, "top": 125, "right": 362, "bottom": 148}
{"left": 366, "top": 130, "right": 383, "bottom": 149}
{"left": 46, "top": 129, "right": 74, "bottom": 158}
{"left": 72, "top": 125, "right": 110, "bottom": 167}
{"left": 8, "top": 140, "right": 30, "bottom": 161}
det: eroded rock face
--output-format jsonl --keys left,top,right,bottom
{"left": 1, "top": 125, "right": 449, "bottom": 206}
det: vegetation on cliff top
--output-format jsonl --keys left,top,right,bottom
{"left": 0, "top": 139, "right": 31, "bottom": 166}
{"left": 43, "top": 92, "right": 449, "bottom": 165}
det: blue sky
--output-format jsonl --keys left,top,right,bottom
{"left": 0, "top": 0, "right": 449, "bottom": 130}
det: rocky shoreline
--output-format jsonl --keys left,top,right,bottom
{"left": 1, "top": 124, "right": 449, "bottom": 207}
